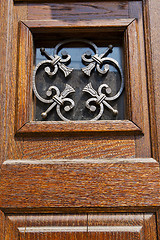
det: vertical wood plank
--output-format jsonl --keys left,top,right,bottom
{"left": 0, "top": 211, "right": 5, "bottom": 240}
{"left": 143, "top": 213, "right": 157, "bottom": 240}
{"left": 143, "top": 0, "right": 160, "bottom": 162}
{"left": 5, "top": 216, "right": 19, "bottom": 240}
{"left": 128, "top": 1, "right": 151, "bottom": 158}
{"left": 16, "top": 21, "right": 33, "bottom": 131}
{"left": 0, "top": 0, "right": 13, "bottom": 164}
{"left": 0, "top": 1, "right": 28, "bottom": 163}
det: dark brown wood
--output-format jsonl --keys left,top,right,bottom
{"left": 23, "top": 18, "right": 133, "bottom": 32}
{"left": 16, "top": 21, "right": 33, "bottom": 131}
{"left": 1, "top": 0, "right": 160, "bottom": 239}
{"left": 0, "top": 158, "right": 159, "bottom": 209}
{"left": 17, "top": 120, "right": 141, "bottom": 134}
{"left": 0, "top": 0, "right": 27, "bottom": 163}
{"left": 26, "top": 2, "right": 129, "bottom": 21}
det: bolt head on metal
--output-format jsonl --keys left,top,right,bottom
{"left": 41, "top": 112, "right": 47, "bottom": 118}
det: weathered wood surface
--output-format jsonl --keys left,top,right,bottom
{"left": 0, "top": 158, "right": 159, "bottom": 209}
{"left": 23, "top": 1, "right": 129, "bottom": 21}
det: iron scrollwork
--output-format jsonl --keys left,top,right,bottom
{"left": 41, "top": 84, "right": 75, "bottom": 121}
{"left": 83, "top": 57, "right": 124, "bottom": 120}
{"left": 33, "top": 39, "right": 124, "bottom": 121}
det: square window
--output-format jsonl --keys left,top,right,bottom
{"left": 16, "top": 19, "right": 142, "bottom": 134}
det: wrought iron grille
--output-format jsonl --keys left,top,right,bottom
{"left": 33, "top": 39, "right": 124, "bottom": 121}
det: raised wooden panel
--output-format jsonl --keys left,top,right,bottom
{"left": 0, "top": 158, "right": 160, "bottom": 209}
{"left": 6, "top": 214, "right": 87, "bottom": 240}
{"left": 4, "top": 213, "right": 157, "bottom": 240}
{"left": 88, "top": 213, "right": 157, "bottom": 240}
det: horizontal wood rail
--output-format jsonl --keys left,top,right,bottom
{"left": 0, "top": 158, "right": 159, "bottom": 209}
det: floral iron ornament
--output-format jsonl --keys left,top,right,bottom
{"left": 83, "top": 57, "right": 124, "bottom": 120}
{"left": 81, "top": 45, "right": 113, "bottom": 76}
{"left": 38, "top": 48, "right": 73, "bottom": 77}
{"left": 41, "top": 84, "right": 75, "bottom": 121}
{"left": 33, "top": 39, "right": 124, "bottom": 121}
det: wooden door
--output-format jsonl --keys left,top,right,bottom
{"left": 0, "top": 0, "right": 160, "bottom": 239}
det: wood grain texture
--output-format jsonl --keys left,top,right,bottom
{"left": 26, "top": 1, "right": 129, "bottom": 21}
{"left": 0, "top": 158, "right": 159, "bottom": 209}
{"left": 0, "top": 0, "right": 10, "bottom": 165}
{"left": 9, "top": 214, "right": 88, "bottom": 240}
{"left": 125, "top": 19, "right": 143, "bottom": 131}
{"left": 21, "top": 135, "right": 135, "bottom": 159}
{"left": 5, "top": 215, "right": 20, "bottom": 240}
{"left": 143, "top": 0, "right": 160, "bottom": 162}
{"left": 88, "top": 213, "right": 157, "bottom": 240}
{"left": 4, "top": 213, "right": 157, "bottom": 240}
{"left": 157, "top": 209, "right": 160, "bottom": 240}
{"left": 16, "top": 21, "right": 33, "bottom": 131}
{"left": 143, "top": 213, "right": 157, "bottom": 240}
{"left": 16, "top": 18, "right": 140, "bottom": 137}
{"left": 0, "top": 211, "right": 5, "bottom": 240}
{"left": 128, "top": 1, "right": 151, "bottom": 158}
{"left": 17, "top": 120, "right": 141, "bottom": 134}
{"left": 0, "top": 1, "right": 27, "bottom": 163}
{"left": 22, "top": 18, "right": 134, "bottom": 33}
{"left": 0, "top": 1, "right": 160, "bottom": 239}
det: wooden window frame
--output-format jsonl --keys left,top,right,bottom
{"left": 16, "top": 18, "right": 143, "bottom": 135}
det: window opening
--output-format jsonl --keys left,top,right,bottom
{"left": 33, "top": 39, "right": 124, "bottom": 121}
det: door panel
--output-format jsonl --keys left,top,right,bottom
{"left": 1, "top": 0, "right": 160, "bottom": 239}
{"left": 1, "top": 159, "right": 160, "bottom": 209}
{"left": 4, "top": 213, "right": 157, "bottom": 240}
